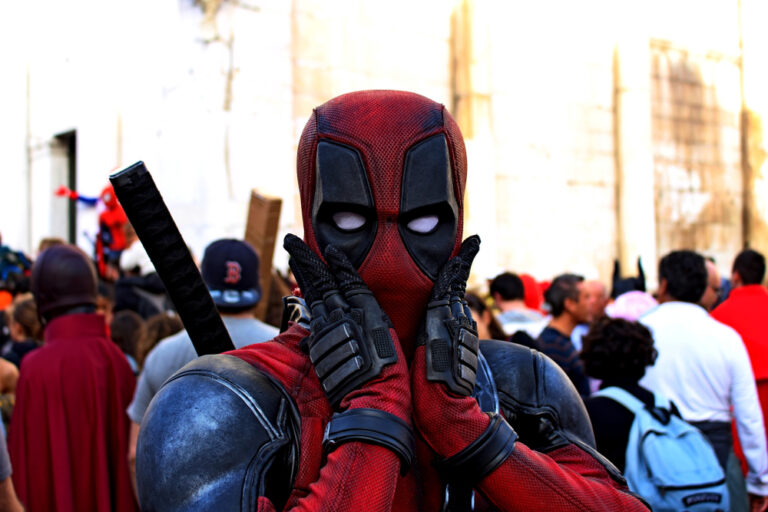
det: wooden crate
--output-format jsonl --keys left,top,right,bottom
{"left": 244, "top": 190, "right": 282, "bottom": 322}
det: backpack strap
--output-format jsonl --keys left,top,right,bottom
{"left": 593, "top": 386, "right": 647, "bottom": 415}
{"left": 652, "top": 392, "right": 674, "bottom": 411}
{"left": 595, "top": 386, "right": 676, "bottom": 419}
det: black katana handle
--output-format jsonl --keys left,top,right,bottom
{"left": 110, "top": 161, "right": 235, "bottom": 356}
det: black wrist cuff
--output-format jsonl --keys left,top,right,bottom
{"left": 435, "top": 413, "right": 517, "bottom": 484}
{"left": 323, "top": 408, "right": 415, "bottom": 475}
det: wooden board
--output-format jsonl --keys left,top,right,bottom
{"left": 244, "top": 190, "right": 282, "bottom": 322}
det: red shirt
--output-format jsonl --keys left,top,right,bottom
{"left": 712, "top": 285, "right": 768, "bottom": 380}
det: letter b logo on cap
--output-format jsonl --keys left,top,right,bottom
{"left": 224, "top": 261, "right": 242, "bottom": 285}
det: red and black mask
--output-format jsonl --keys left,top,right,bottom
{"left": 297, "top": 90, "right": 467, "bottom": 356}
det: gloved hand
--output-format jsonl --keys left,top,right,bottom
{"left": 412, "top": 238, "right": 650, "bottom": 511}
{"left": 420, "top": 235, "right": 481, "bottom": 397}
{"left": 284, "top": 234, "right": 414, "bottom": 468}
{"left": 411, "top": 235, "right": 497, "bottom": 459}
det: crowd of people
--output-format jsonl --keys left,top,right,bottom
{"left": 0, "top": 90, "right": 767, "bottom": 511}
{"left": 3, "top": 225, "right": 767, "bottom": 510}
{"left": 0, "top": 230, "right": 280, "bottom": 510}
{"left": 479, "top": 248, "right": 768, "bottom": 511}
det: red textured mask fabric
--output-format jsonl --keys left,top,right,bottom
{"left": 296, "top": 91, "right": 467, "bottom": 356}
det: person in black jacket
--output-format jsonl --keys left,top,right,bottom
{"left": 581, "top": 317, "right": 662, "bottom": 472}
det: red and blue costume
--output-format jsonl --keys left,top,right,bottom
{"left": 56, "top": 183, "right": 128, "bottom": 279}
{"left": 136, "top": 91, "right": 648, "bottom": 511}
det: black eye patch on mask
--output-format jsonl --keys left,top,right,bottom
{"left": 399, "top": 134, "right": 459, "bottom": 280}
{"left": 312, "top": 141, "right": 377, "bottom": 268}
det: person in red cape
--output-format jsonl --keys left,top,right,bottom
{"left": 136, "top": 90, "right": 648, "bottom": 511}
{"left": 8, "top": 244, "right": 137, "bottom": 512}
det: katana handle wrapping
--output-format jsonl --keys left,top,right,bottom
{"left": 110, "top": 161, "right": 235, "bottom": 356}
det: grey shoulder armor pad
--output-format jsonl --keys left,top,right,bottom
{"left": 136, "top": 354, "right": 300, "bottom": 512}
{"left": 479, "top": 339, "right": 595, "bottom": 451}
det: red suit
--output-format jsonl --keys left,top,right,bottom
{"left": 136, "top": 91, "right": 647, "bottom": 511}
{"left": 9, "top": 313, "right": 137, "bottom": 512}
{"left": 96, "top": 185, "right": 128, "bottom": 279}
{"left": 55, "top": 183, "right": 128, "bottom": 279}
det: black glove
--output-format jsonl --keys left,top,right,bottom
{"left": 284, "top": 234, "right": 398, "bottom": 410}
{"left": 419, "top": 235, "right": 481, "bottom": 396}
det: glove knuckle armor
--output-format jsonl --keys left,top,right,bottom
{"left": 308, "top": 309, "right": 397, "bottom": 409}
{"left": 424, "top": 300, "right": 480, "bottom": 396}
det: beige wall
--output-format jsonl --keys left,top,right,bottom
{"left": 455, "top": 1, "right": 623, "bottom": 286}
{"left": 451, "top": 0, "right": 763, "bottom": 289}
{"left": 741, "top": 0, "right": 768, "bottom": 259}
{"left": 3, "top": 0, "right": 767, "bottom": 292}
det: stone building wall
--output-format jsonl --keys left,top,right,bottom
{"left": 2, "top": 0, "right": 768, "bottom": 291}
{"left": 650, "top": 42, "right": 743, "bottom": 268}
{"left": 461, "top": 1, "right": 621, "bottom": 284}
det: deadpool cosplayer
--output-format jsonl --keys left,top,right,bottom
{"left": 136, "top": 91, "right": 649, "bottom": 511}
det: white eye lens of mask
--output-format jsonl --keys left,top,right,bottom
{"left": 407, "top": 215, "right": 439, "bottom": 233}
{"left": 333, "top": 212, "right": 366, "bottom": 231}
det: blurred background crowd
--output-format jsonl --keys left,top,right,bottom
{"left": 1, "top": 222, "right": 768, "bottom": 510}
{"left": 3, "top": 1, "right": 768, "bottom": 510}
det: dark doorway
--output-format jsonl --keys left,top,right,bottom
{"left": 55, "top": 131, "right": 77, "bottom": 243}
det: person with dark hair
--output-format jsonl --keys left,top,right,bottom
{"left": 713, "top": 249, "right": 768, "bottom": 469}
{"left": 732, "top": 249, "right": 767, "bottom": 286}
{"left": 0, "top": 294, "right": 39, "bottom": 430}
{"left": 96, "top": 280, "right": 116, "bottom": 327}
{"left": 110, "top": 310, "right": 145, "bottom": 374}
{"left": 489, "top": 272, "right": 545, "bottom": 338}
{"left": 656, "top": 250, "right": 708, "bottom": 302}
{"left": 490, "top": 272, "right": 525, "bottom": 302}
{"left": 582, "top": 317, "right": 660, "bottom": 471}
{"left": 136, "top": 312, "right": 183, "bottom": 369}
{"left": 641, "top": 250, "right": 768, "bottom": 510}
{"left": 8, "top": 244, "right": 137, "bottom": 511}
{"left": 536, "top": 273, "right": 592, "bottom": 396}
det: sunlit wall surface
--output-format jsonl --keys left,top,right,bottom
{"left": 1, "top": 0, "right": 766, "bottom": 288}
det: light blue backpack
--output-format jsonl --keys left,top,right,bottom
{"left": 595, "top": 387, "right": 729, "bottom": 512}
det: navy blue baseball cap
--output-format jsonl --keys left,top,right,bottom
{"left": 201, "top": 239, "right": 262, "bottom": 308}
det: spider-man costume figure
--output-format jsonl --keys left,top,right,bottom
{"left": 55, "top": 183, "right": 128, "bottom": 280}
{"left": 136, "top": 90, "right": 649, "bottom": 511}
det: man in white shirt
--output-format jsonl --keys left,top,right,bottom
{"left": 640, "top": 250, "right": 768, "bottom": 511}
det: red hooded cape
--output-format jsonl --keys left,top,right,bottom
{"left": 8, "top": 313, "right": 137, "bottom": 512}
